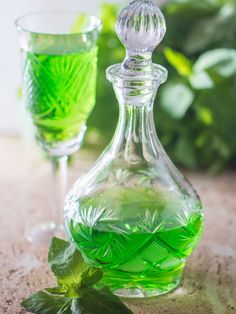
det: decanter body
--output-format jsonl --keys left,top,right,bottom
{"left": 64, "top": 0, "right": 204, "bottom": 298}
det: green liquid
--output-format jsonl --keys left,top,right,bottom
{"left": 67, "top": 188, "right": 204, "bottom": 296}
{"left": 23, "top": 47, "right": 97, "bottom": 144}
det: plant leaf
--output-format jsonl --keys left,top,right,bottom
{"left": 48, "top": 237, "right": 84, "bottom": 287}
{"left": 80, "top": 265, "right": 103, "bottom": 287}
{"left": 189, "top": 71, "right": 214, "bottom": 89}
{"left": 164, "top": 47, "right": 192, "bottom": 77}
{"left": 80, "top": 287, "right": 133, "bottom": 314}
{"left": 46, "top": 287, "right": 66, "bottom": 296}
{"left": 63, "top": 266, "right": 103, "bottom": 297}
{"left": 184, "top": 4, "right": 236, "bottom": 54}
{"left": 197, "top": 107, "right": 213, "bottom": 125}
{"left": 160, "top": 82, "right": 195, "bottom": 119}
{"left": 175, "top": 136, "right": 197, "bottom": 168}
{"left": 71, "top": 14, "right": 88, "bottom": 33}
{"left": 101, "top": 4, "right": 119, "bottom": 33}
{"left": 22, "top": 236, "right": 133, "bottom": 314}
{"left": 21, "top": 290, "right": 71, "bottom": 314}
{"left": 193, "top": 48, "right": 236, "bottom": 78}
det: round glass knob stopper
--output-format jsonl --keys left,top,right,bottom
{"left": 106, "top": 0, "right": 168, "bottom": 85}
{"left": 116, "top": 0, "right": 166, "bottom": 53}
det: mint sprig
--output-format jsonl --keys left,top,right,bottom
{"left": 21, "top": 237, "right": 133, "bottom": 314}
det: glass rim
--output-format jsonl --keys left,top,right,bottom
{"left": 15, "top": 10, "right": 102, "bottom": 37}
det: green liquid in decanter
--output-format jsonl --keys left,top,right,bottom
{"left": 68, "top": 187, "right": 204, "bottom": 297}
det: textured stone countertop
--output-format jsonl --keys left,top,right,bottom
{"left": 1, "top": 136, "right": 236, "bottom": 314}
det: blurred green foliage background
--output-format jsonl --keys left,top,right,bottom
{"left": 87, "top": 0, "right": 236, "bottom": 172}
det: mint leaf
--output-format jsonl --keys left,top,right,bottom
{"left": 21, "top": 290, "right": 71, "bottom": 314}
{"left": 48, "top": 237, "right": 103, "bottom": 298}
{"left": 46, "top": 287, "right": 65, "bottom": 296}
{"left": 22, "top": 237, "right": 134, "bottom": 314}
{"left": 80, "top": 287, "right": 133, "bottom": 314}
{"left": 80, "top": 265, "right": 103, "bottom": 287}
{"left": 48, "top": 237, "right": 84, "bottom": 287}
{"left": 62, "top": 265, "right": 102, "bottom": 298}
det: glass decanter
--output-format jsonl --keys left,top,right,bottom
{"left": 64, "top": 0, "right": 204, "bottom": 298}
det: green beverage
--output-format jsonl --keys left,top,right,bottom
{"left": 67, "top": 187, "right": 204, "bottom": 296}
{"left": 22, "top": 47, "right": 97, "bottom": 144}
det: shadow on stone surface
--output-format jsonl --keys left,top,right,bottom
{"left": 126, "top": 250, "right": 236, "bottom": 314}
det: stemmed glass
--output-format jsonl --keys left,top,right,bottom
{"left": 15, "top": 11, "right": 101, "bottom": 244}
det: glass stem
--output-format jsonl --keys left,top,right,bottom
{"left": 51, "top": 156, "right": 68, "bottom": 229}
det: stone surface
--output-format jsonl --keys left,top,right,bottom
{"left": 0, "top": 136, "right": 236, "bottom": 314}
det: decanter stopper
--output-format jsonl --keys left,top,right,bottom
{"left": 116, "top": 0, "right": 166, "bottom": 53}
{"left": 107, "top": 0, "right": 167, "bottom": 84}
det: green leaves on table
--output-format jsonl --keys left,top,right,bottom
{"left": 21, "top": 291, "right": 70, "bottom": 314}
{"left": 80, "top": 288, "right": 133, "bottom": 314}
{"left": 21, "top": 237, "right": 133, "bottom": 314}
{"left": 48, "top": 237, "right": 85, "bottom": 287}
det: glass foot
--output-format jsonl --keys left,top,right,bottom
{"left": 25, "top": 222, "right": 65, "bottom": 245}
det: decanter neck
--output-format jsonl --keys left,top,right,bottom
{"left": 110, "top": 93, "right": 160, "bottom": 165}
{"left": 105, "top": 0, "right": 168, "bottom": 165}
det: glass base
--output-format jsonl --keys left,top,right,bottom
{"left": 98, "top": 266, "right": 184, "bottom": 299}
{"left": 25, "top": 222, "right": 65, "bottom": 245}
{"left": 36, "top": 126, "right": 87, "bottom": 157}
{"left": 113, "top": 280, "right": 180, "bottom": 299}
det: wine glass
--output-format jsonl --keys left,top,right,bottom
{"left": 15, "top": 11, "right": 101, "bottom": 244}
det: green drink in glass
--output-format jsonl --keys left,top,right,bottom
{"left": 16, "top": 12, "right": 101, "bottom": 244}
{"left": 23, "top": 47, "right": 98, "bottom": 146}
